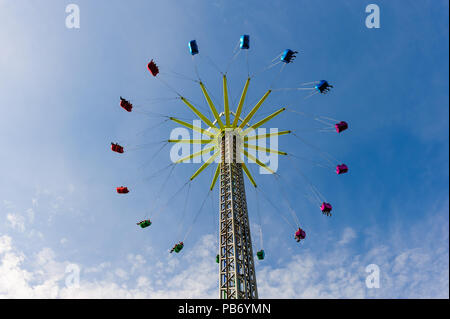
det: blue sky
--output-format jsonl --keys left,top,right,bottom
{"left": 0, "top": 0, "right": 448, "bottom": 298}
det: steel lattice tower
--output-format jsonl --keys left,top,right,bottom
{"left": 167, "top": 75, "right": 288, "bottom": 299}
{"left": 218, "top": 130, "right": 258, "bottom": 299}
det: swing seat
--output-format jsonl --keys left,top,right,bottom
{"left": 256, "top": 250, "right": 265, "bottom": 260}
{"left": 281, "top": 49, "right": 297, "bottom": 63}
{"left": 116, "top": 186, "right": 129, "bottom": 194}
{"left": 138, "top": 220, "right": 152, "bottom": 228}
{"left": 335, "top": 121, "right": 348, "bottom": 133}
{"left": 189, "top": 40, "right": 199, "bottom": 55}
{"left": 174, "top": 243, "right": 184, "bottom": 253}
{"left": 336, "top": 164, "right": 348, "bottom": 175}
{"left": 320, "top": 202, "right": 332, "bottom": 213}
{"left": 240, "top": 35, "right": 250, "bottom": 49}
{"left": 295, "top": 229, "right": 306, "bottom": 239}
{"left": 315, "top": 80, "right": 333, "bottom": 93}
{"left": 147, "top": 59, "right": 159, "bottom": 76}
{"left": 111, "top": 143, "right": 124, "bottom": 153}
{"left": 120, "top": 98, "right": 133, "bottom": 112}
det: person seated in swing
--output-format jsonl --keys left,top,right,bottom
{"left": 295, "top": 228, "right": 306, "bottom": 242}
{"left": 315, "top": 80, "right": 333, "bottom": 94}
{"left": 137, "top": 220, "right": 151, "bottom": 228}
{"left": 281, "top": 49, "right": 298, "bottom": 63}
{"left": 320, "top": 202, "right": 332, "bottom": 216}
{"left": 170, "top": 241, "right": 184, "bottom": 253}
{"left": 119, "top": 96, "right": 133, "bottom": 112}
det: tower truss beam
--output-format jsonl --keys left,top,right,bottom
{"left": 219, "top": 131, "right": 258, "bottom": 299}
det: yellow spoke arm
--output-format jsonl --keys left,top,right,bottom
{"left": 180, "top": 97, "right": 217, "bottom": 130}
{"left": 199, "top": 82, "right": 224, "bottom": 129}
{"left": 175, "top": 145, "right": 216, "bottom": 164}
{"left": 242, "top": 107, "right": 286, "bottom": 135}
{"left": 238, "top": 90, "right": 272, "bottom": 129}
{"left": 169, "top": 117, "right": 215, "bottom": 138}
{"left": 223, "top": 75, "right": 230, "bottom": 126}
{"left": 245, "top": 130, "right": 291, "bottom": 141}
{"left": 232, "top": 77, "right": 250, "bottom": 128}
{"left": 244, "top": 143, "right": 287, "bottom": 155}
{"left": 241, "top": 163, "right": 257, "bottom": 188}
{"left": 210, "top": 163, "right": 221, "bottom": 190}
{"left": 190, "top": 151, "right": 220, "bottom": 180}
{"left": 242, "top": 149, "right": 275, "bottom": 174}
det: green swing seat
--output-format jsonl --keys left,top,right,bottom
{"left": 138, "top": 220, "right": 152, "bottom": 228}
{"left": 256, "top": 250, "right": 265, "bottom": 260}
{"left": 174, "top": 244, "right": 184, "bottom": 253}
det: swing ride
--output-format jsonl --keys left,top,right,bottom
{"left": 109, "top": 35, "right": 350, "bottom": 299}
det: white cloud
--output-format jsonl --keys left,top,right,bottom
{"left": 256, "top": 242, "right": 449, "bottom": 298}
{"left": 2, "top": 200, "right": 14, "bottom": 209}
{"left": 0, "top": 236, "right": 12, "bottom": 254}
{"left": 84, "top": 262, "right": 111, "bottom": 274}
{"left": 26, "top": 208, "right": 34, "bottom": 222}
{"left": 6, "top": 213, "right": 25, "bottom": 232}
{"left": 115, "top": 268, "right": 128, "bottom": 280}
{"left": 0, "top": 194, "right": 447, "bottom": 299}
{"left": 338, "top": 227, "right": 357, "bottom": 245}
{"left": 0, "top": 234, "right": 217, "bottom": 298}
{"left": 127, "top": 254, "right": 146, "bottom": 273}
{"left": 255, "top": 204, "right": 449, "bottom": 299}
{"left": 0, "top": 225, "right": 448, "bottom": 299}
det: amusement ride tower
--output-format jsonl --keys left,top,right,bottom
{"left": 114, "top": 37, "right": 343, "bottom": 299}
